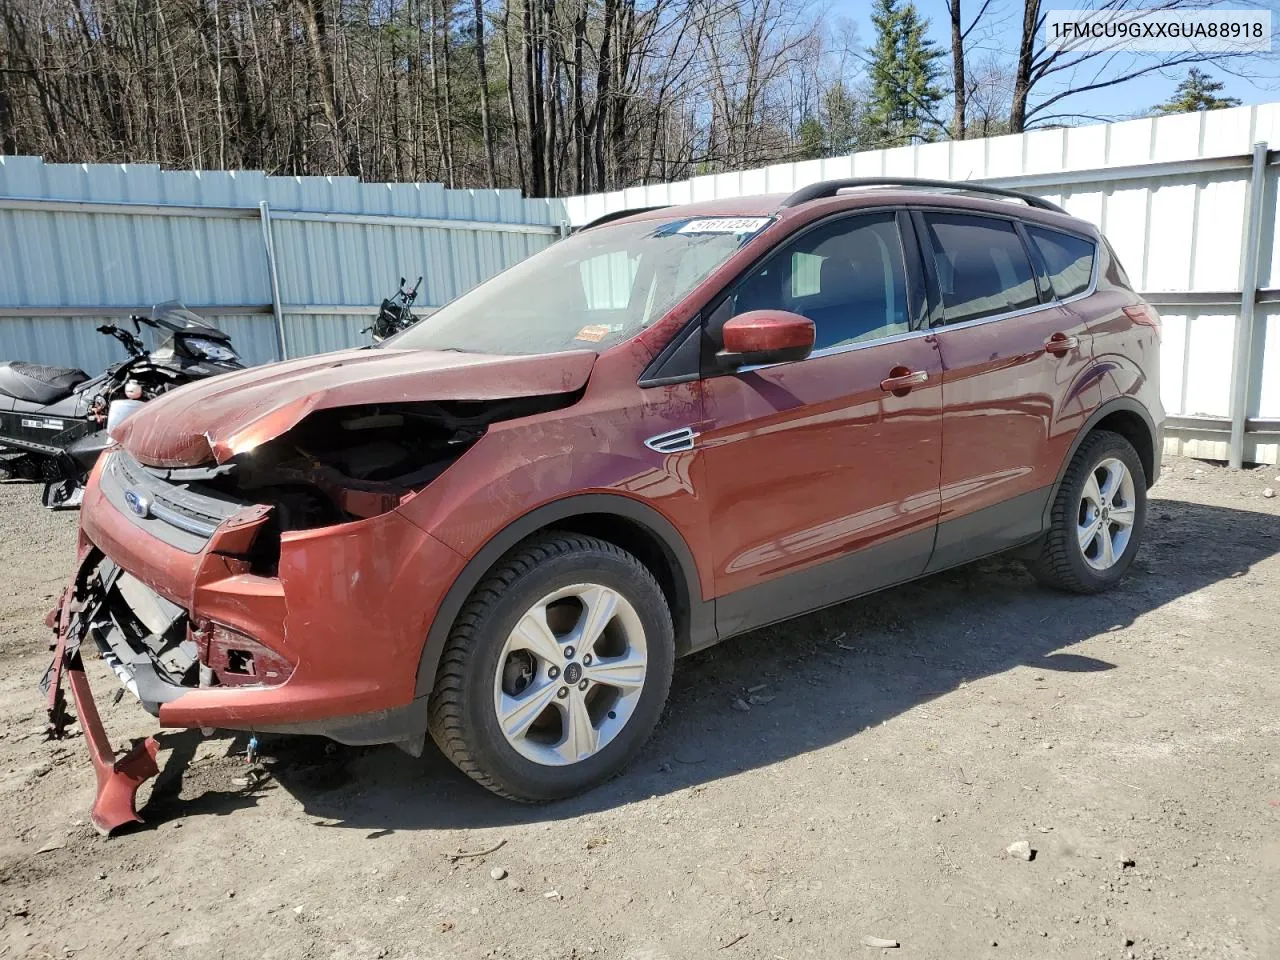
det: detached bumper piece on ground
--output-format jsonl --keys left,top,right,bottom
{"left": 43, "top": 554, "right": 160, "bottom": 835}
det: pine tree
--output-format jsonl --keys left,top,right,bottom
{"left": 866, "top": 0, "right": 945, "bottom": 146}
{"left": 1153, "top": 68, "right": 1242, "bottom": 115}
{"left": 897, "top": 3, "right": 945, "bottom": 142}
{"left": 867, "top": 0, "right": 904, "bottom": 144}
{"left": 797, "top": 116, "right": 826, "bottom": 159}
{"left": 795, "top": 83, "right": 868, "bottom": 160}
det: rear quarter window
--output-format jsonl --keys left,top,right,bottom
{"left": 1027, "top": 226, "right": 1097, "bottom": 299}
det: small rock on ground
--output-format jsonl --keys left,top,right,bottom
{"left": 1006, "top": 840, "right": 1034, "bottom": 861}
{"left": 860, "top": 935, "right": 900, "bottom": 948}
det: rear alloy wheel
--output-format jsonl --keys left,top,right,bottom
{"left": 1028, "top": 429, "right": 1147, "bottom": 593}
{"left": 428, "top": 533, "right": 674, "bottom": 801}
{"left": 1076, "top": 457, "right": 1137, "bottom": 572}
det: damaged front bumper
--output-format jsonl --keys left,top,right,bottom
{"left": 42, "top": 449, "right": 467, "bottom": 831}
{"left": 42, "top": 550, "right": 161, "bottom": 835}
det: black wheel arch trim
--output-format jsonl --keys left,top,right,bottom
{"left": 1043, "top": 397, "right": 1160, "bottom": 530}
{"left": 413, "top": 493, "right": 713, "bottom": 698}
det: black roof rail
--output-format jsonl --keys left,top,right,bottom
{"left": 578, "top": 205, "right": 670, "bottom": 231}
{"left": 779, "top": 177, "right": 1065, "bottom": 214}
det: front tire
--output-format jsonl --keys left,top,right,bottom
{"left": 1028, "top": 429, "right": 1147, "bottom": 593}
{"left": 427, "top": 532, "right": 675, "bottom": 801}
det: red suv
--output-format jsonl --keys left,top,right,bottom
{"left": 44, "top": 178, "right": 1163, "bottom": 831}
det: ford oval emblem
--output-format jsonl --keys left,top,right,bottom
{"left": 124, "top": 488, "right": 151, "bottom": 518}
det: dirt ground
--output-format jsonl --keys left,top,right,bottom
{"left": 0, "top": 454, "right": 1277, "bottom": 960}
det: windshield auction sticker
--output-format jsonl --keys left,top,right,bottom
{"left": 676, "top": 217, "right": 773, "bottom": 235}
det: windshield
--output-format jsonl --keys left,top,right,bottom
{"left": 388, "top": 215, "right": 773, "bottom": 355}
{"left": 150, "top": 301, "right": 214, "bottom": 332}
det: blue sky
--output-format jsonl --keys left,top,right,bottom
{"left": 828, "top": 0, "right": 1280, "bottom": 123}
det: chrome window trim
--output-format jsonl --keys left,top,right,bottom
{"left": 921, "top": 215, "right": 1101, "bottom": 332}
{"left": 737, "top": 325, "right": 932, "bottom": 373}
{"left": 723, "top": 206, "right": 1101, "bottom": 376}
{"left": 735, "top": 234, "right": 1099, "bottom": 375}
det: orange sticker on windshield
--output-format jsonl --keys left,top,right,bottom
{"left": 575, "top": 324, "right": 610, "bottom": 343}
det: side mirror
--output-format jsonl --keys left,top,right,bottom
{"left": 717, "top": 310, "right": 815, "bottom": 370}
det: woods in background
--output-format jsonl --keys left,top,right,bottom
{"left": 0, "top": 0, "right": 1260, "bottom": 195}
{"left": 0, "top": 0, "right": 867, "bottom": 193}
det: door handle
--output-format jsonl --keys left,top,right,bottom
{"left": 880, "top": 369, "right": 929, "bottom": 394}
{"left": 1044, "top": 332, "right": 1079, "bottom": 355}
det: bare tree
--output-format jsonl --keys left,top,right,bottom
{"left": 473, "top": 0, "right": 497, "bottom": 187}
{"left": 945, "top": 0, "right": 993, "bottom": 138}
{"left": 25, "top": 0, "right": 1245, "bottom": 195}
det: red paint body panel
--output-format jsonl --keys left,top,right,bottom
{"left": 1081, "top": 288, "right": 1163, "bottom": 422}
{"left": 68, "top": 664, "right": 160, "bottom": 835}
{"left": 45, "top": 562, "right": 159, "bottom": 835}
{"left": 399, "top": 350, "right": 713, "bottom": 595}
{"left": 934, "top": 303, "right": 1100, "bottom": 519}
{"left": 721, "top": 310, "right": 816, "bottom": 355}
{"left": 53, "top": 186, "right": 1163, "bottom": 761}
{"left": 79, "top": 442, "right": 466, "bottom": 726}
{"left": 112, "top": 347, "right": 597, "bottom": 467}
{"left": 700, "top": 336, "right": 943, "bottom": 598}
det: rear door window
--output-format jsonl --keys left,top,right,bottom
{"left": 1027, "top": 226, "right": 1096, "bottom": 299}
{"left": 922, "top": 213, "right": 1040, "bottom": 324}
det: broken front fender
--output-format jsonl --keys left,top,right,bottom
{"left": 79, "top": 460, "right": 468, "bottom": 729}
{"left": 112, "top": 348, "right": 598, "bottom": 467}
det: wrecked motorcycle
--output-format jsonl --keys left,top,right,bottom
{"left": 0, "top": 302, "right": 243, "bottom": 508}
{"left": 363, "top": 276, "right": 423, "bottom": 342}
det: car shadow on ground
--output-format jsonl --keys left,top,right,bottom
{"left": 207, "top": 497, "right": 1276, "bottom": 832}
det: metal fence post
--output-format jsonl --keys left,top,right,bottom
{"left": 258, "top": 200, "right": 288, "bottom": 361}
{"left": 1228, "top": 142, "right": 1269, "bottom": 468}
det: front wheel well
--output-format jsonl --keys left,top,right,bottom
{"left": 416, "top": 499, "right": 707, "bottom": 700}
{"left": 548, "top": 513, "right": 691, "bottom": 650}
{"left": 1091, "top": 409, "right": 1155, "bottom": 487}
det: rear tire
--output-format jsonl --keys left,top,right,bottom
{"left": 1028, "top": 429, "right": 1147, "bottom": 594}
{"left": 427, "top": 532, "right": 675, "bottom": 801}
{"left": 0, "top": 453, "right": 42, "bottom": 483}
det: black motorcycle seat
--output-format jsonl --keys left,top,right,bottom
{"left": 0, "top": 361, "right": 90, "bottom": 405}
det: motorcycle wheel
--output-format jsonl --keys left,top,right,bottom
{"left": 0, "top": 453, "right": 42, "bottom": 483}
{"left": 42, "top": 477, "right": 85, "bottom": 510}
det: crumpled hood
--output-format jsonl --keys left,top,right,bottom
{"left": 112, "top": 347, "right": 597, "bottom": 467}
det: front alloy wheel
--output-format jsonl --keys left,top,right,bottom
{"left": 494, "top": 583, "right": 648, "bottom": 767}
{"left": 429, "top": 532, "right": 674, "bottom": 801}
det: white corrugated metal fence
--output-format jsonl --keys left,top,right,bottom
{"left": 0, "top": 157, "right": 564, "bottom": 369}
